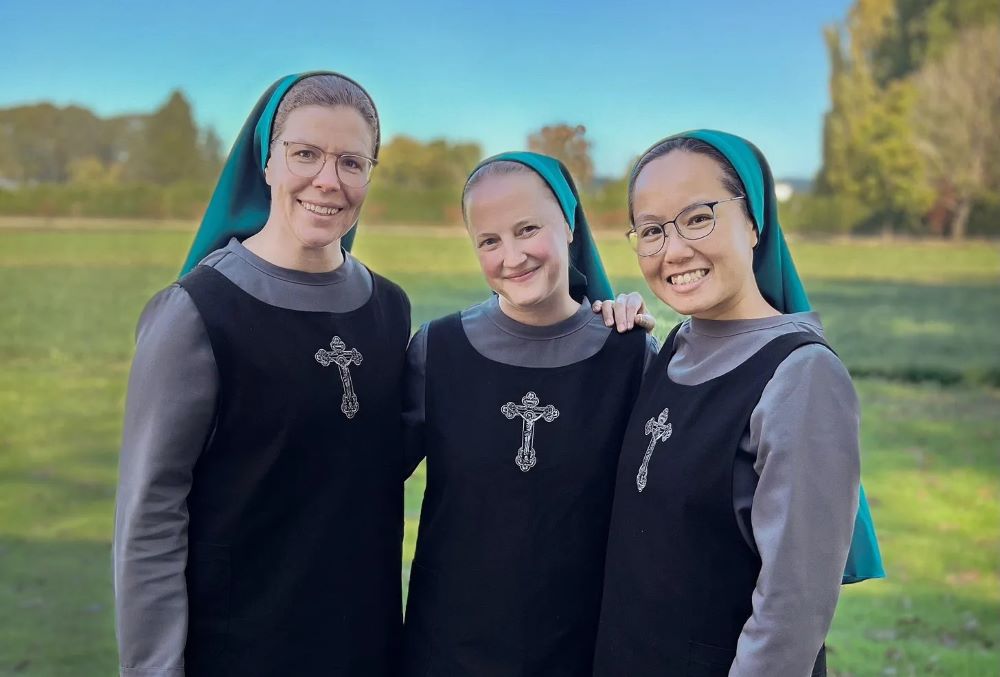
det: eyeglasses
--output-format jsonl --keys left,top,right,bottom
{"left": 626, "top": 196, "right": 746, "bottom": 257}
{"left": 277, "top": 140, "right": 377, "bottom": 188}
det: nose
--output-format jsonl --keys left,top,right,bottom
{"left": 501, "top": 239, "right": 528, "bottom": 270}
{"left": 662, "top": 223, "right": 694, "bottom": 264}
{"left": 312, "top": 157, "right": 342, "bottom": 192}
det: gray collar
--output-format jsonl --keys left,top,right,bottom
{"left": 688, "top": 311, "right": 823, "bottom": 338}
{"left": 480, "top": 294, "right": 596, "bottom": 340}
{"left": 226, "top": 237, "right": 357, "bottom": 286}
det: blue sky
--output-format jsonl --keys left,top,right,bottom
{"left": 1, "top": 0, "right": 851, "bottom": 179}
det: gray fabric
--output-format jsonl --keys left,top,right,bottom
{"left": 113, "top": 240, "right": 374, "bottom": 676}
{"left": 402, "top": 296, "right": 659, "bottom": 474}
{"left": 665, "top": 313, "right": 860, "bottom": 677}
{"left": 204, "top": 238, "right": 373, "bottom": 312}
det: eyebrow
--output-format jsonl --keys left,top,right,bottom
{"left": 635, "top": 199, "right": 712, "bottom": 223}
{"left": 284, "top": 139, "right": 372, "bottom": 158}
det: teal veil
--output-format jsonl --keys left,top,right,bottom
{"left": 641, "top": 130, "right": 885, "bottom": 584}
{"left": 468, "top": 151, "right": 614, "bottom": 303}
{"left": 180, "top": 71, "right": 380, "bottom": 275}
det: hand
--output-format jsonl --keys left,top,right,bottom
{"left": 592, "top": 292, "right": 656, "bottom": 333}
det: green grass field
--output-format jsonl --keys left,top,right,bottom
{"left": 1, "top": 222, "right": 998, "bottom": 676}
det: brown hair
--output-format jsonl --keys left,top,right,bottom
{"left": 271, "top": 74, "right": 380, "bottom": 157}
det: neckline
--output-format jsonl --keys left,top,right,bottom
{"left": 481, "top": 294, "right": 596, "bottom": 341}
{"left": 227, "top": 237, "right": 357, "bottom": 286}
{"left": 687, "top": 312, "right": 822, "bottom": 338}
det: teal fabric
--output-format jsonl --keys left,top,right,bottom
{"left": 470, "top": 151, "right": 614, "bottom": 303}
{"left": 180, "top": 71, "right": 378, "bottom": 275}
{"left": 639, "top": 130, "right": 885, "bottom": 584}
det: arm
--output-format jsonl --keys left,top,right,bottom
{"left": 113, "top": 286, "right": 219, "bottom": 676}
{"left": 402, "top": 324, "right": 428, "bottom": 479}
{"left": 730, "top": 345, "right": 860, "bottom": 677}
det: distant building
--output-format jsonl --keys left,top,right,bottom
{"left": 774, "top": 181, "right": 794, "bottom": 203}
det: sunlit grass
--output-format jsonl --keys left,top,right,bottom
{"left": 1, "top": 224, "right": 997, "bottom": 675}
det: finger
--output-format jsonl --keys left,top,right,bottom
{"left": 635, "top": 313, "right": 656, "bottom": 332}
{"left": 601, "top": 299, "right": 616, "bottom": 327}
{"left": 614, "top": 293, "right": 629, "bottom": 332}
{"left": 592, "top": 299, "right": 603, "bottom": 314}
{"left": 625, "top": 293, "right": 644, "bottom": 329}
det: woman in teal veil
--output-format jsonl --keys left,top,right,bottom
{"left": 400, "top": 152, "right": 656, "bottom": 676}
{"left": 594, "top": 130, "right": 883, "bottom": 677}
{"left": 114, "top": 72, "right": 409, "bottom": 677}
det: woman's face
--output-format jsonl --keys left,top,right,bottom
{"left": 263, "top": 104, "right": 374, "bottom": 250}
{"left": 465, "top": 171, "right": 573, "bottom": 312}
{"left": 631, "top": 150, "right": 759, "bottom": 320}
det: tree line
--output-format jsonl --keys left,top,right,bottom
{"left": 1, "top": 0, "right": 997, "bottom": 237}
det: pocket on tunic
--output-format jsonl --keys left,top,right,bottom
{"left": 187, "top": 542, "right": 232, "bottom": 622}
{"left": 185, "top": 542, "right": 232, "bottom": 674}
{"left": 686, "top": 640, "right": 735, "bottom": 677}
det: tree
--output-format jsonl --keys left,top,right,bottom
{"left": 527, "top": 124, "right": 594, "bottom": 190}
{"left": 139, "top": 90, "right": 202, "bottom": 185}
{"left": 817, "top": 5, "right": 933, "bottom": 235}
{"left": 199, "top": 127, "right": 225, "bottom": 183}
{"left": 912, "top": 23, "right": 1000, "bottom": 239}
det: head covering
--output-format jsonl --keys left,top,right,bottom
{"left": 180, "top": 71, "right": 380, "bottom": 275}
{"left": 466, "top": 151, "right": 614, "bottom": 303}
{"left": 636, "top": 130, "right": 884, "bottom": 584}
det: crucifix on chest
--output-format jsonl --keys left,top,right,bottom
{"left": 501, "top": 391, "right": 560, "bottom": 472}
{"left": 314, "top": 336, "right": 363, "bottom": 420}
{"left": 636, "top": 408, "right": 672, "bottom": 492}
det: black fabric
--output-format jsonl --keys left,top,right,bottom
{"left": 593, "top": 324, "right": 829, "bottom": 677}
{"left": 402, "top": 313, "right": 647, "bottom": 677}
{"left": 177, "top": 265, "right": 409, "bottom": 677}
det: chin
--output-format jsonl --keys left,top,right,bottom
{"left": 499, "top": 285, "right": 547, "bottom": 310}
{"left": 293, "top": 222, "right": 352, "bottom": 249}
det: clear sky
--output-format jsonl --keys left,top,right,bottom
{"left": 1, "top": 0, "right": 851, "bottom": 179}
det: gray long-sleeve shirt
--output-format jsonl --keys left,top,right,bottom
{"left": 403, "top": 307, "right": 859, "bottom": 677}
{"left": 113, "top": 238, "right": 374, "bottom": 677}
{"left": 669, "top": 314, "right": 860, "bottom": 677}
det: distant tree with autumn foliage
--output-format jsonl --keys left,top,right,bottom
{"left": 527, "top": 124, "right": 594, "bottom": 190}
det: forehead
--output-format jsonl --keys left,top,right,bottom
{"left": 633, "top": 151, "right": 726, "bottom": 214}
{"left": 465, "top": 171, "right": 564, "bottom": 232}
{"left": 279, "top": 104, "right": 374, "bottom": 155}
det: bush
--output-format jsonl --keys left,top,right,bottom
{"left": 780, "top": 194, "right": 868, "bottom": 235}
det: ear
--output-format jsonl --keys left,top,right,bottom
{"left": 565, "top": 222, "right": 574, "bottom": 244}
{"left": 263, "top": 156, "right": 273, "bottom": 187}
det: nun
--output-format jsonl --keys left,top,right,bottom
{"left": 592, "top": 130, "right": 884, "bottom": 677}
{"left": 400, "top": 152, "right": 657, "bottom": 677}
{"left": 113, "top": 72, "right": 410, "bottom": 676}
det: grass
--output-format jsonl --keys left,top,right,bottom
{"left": 0, "top": 221, "right": 997, "bottom": 676}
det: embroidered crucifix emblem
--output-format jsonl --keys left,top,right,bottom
{"left": 501, "top": 391, "right": 560, "bottom": 472}
{"left": 636, "top": 408, "right": 672, "bottom": 493}
{"left": 314, "top": 336, "right": 363, "bottom": 420}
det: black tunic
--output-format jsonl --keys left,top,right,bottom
{"left": 177, "top": 265, "right": 409, "bottom": 677}
{"left": 593, "top": 325, "right": 829, "bottom": 677}
{"left": 402, "top": 312, "right": 646, "bottom": 677}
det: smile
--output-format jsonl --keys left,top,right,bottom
{"left": 299, "top": 200, "right": 342, "bottom": 216}
{"left": 506, "top": 268, "right": 539, "bottom": 282}
{"left": 668, "top": 268, "right": 709, "bottom": 287}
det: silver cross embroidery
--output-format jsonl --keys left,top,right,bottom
{"left": 501, "top": 391, "right": 560, "bottom": 472}
{"left": 636, "top": 408, "right": 672, "bottom": 493}
{"left": 314, "top": 336, "right": 363, "bottom": 420}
